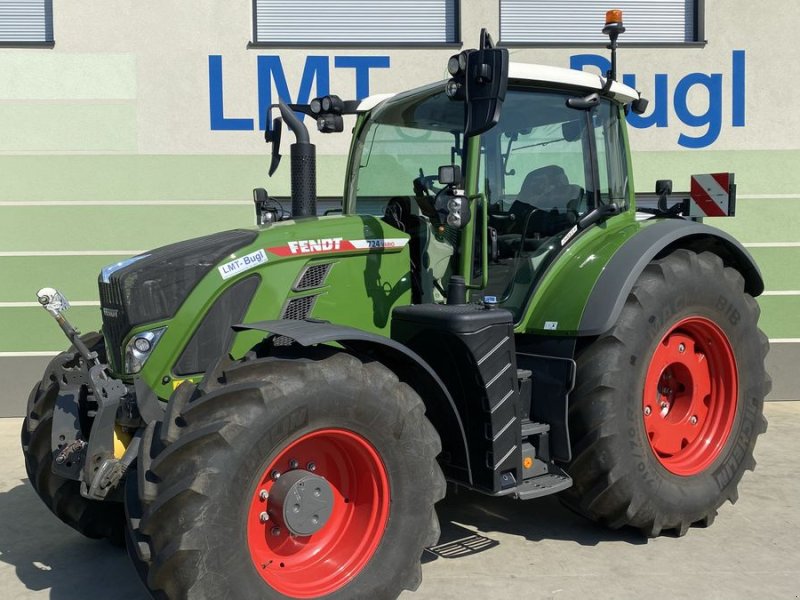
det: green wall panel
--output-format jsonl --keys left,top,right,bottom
{"left": 756, "top": 296, "right": 800, "bottom": 339}
{"left": 0, "top": 148, "right": 798, "bottom": 351}
{"left": 0, "top": 103, "right": 137, "bottom": 152}
{"left": 634, "top": 150, "right": 800, "bottom": 196}
{"left": 0, "top": 256, "right": 127, "bottom": 302}
{"left": 0, "top": 149, "right": 795, "bottom": 202}
{"left": 0, "top": 205, "right": 252, "bottom": 251}
{"left": 748, "top": 248, "right": 800, "bottom": 291}
{"left": 0, "top": 155, "right": 349, "bottom": 201}
{"left": 711, "top": 199, "right": 800, "bottom": 243}
{"left": 0, "top": 306, "right": 100, "bottom": 352}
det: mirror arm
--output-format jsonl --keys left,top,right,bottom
{"left": 578, "top": 202, "right": 619, "bottom": 230}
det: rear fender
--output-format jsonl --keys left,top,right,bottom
{"left": 233, "top": 319, "right": 473, "bottom": 485}
{"left": 578, "top": 219, "right": 763, "bottom": 336}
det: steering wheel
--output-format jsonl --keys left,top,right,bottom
{"left": 413, "top": 169, "right": 443, "bottom": 198}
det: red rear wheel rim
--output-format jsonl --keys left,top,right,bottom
{"left": 246, "top": 428, "right": 390, "bottom": 598}
{"left": 642, "top": 316, "right": 738, "bottom": 476}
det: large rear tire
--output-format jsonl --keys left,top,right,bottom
{"left": 127, "top": 350, "right": 445, "bottom": 599}
{"left": 20, "top": 332, "right": 125, "bottom": 544}
{"left": 563, "top": 250, "right": 770, "bottom": 536}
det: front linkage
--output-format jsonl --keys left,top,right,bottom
{"left": 36, "top": 287, "right": 141, "bottom": 501}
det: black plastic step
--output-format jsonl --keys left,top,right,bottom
{"left": 513, "top": 469, "right": 573, "bottom": 500}
{"left": 521, "top": 420, "right": 550, "bottom": 437}
{"left": 425, "top": 533, "right": 499, "bottom": 559}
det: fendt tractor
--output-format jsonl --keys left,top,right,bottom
{"left": 22, "top": 13, "right": 769, "bottom": 600}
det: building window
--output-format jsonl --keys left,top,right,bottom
{"left": 0, "top": 0, "right": 53, "bottom": 45}
{"left": 252, "top": 0, "right": 459, "bottom": 45}
{"left": 500, "top": 0, "right": 702, "bottom": 45}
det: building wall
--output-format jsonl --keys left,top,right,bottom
{"left": 1, "top": 0, "right": 798, "bottom": 414}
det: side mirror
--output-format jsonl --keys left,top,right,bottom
{"left": 265, "top": 116, "right": 283, "bottom": 176}
{"left": 464, "top": 47, "right": 509, "bottom": 138}
{"left": 446, "top": 29, "right": 509, "bottom": 139}
{"left": 656, "top": 179, "right": 672, "bottom": 213}
{"left": 655, "top": 179, "right": 673, "bottom": 196}
{"left": 253, "top": 188, "right": 278, "bottom": 226}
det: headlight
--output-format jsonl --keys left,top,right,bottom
{"left": 124, "top": 327, "right": 166, "bottom": 374}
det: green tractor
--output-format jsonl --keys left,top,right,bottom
{"left": 22, "top": 18, "right": 769, "bottom": 600}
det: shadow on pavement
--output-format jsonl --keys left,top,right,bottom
{"left": 1, "top": 475, "right": 644, "bottom": 593}
{"left": 0, "top": 480, "right": 147, "bottom": 600}
{"left": 424, "top": 486, "right": 646, "bottom": 563}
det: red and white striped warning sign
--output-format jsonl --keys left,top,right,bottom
{"left": 689, "top": 173, "right": 735, "bottom": 217}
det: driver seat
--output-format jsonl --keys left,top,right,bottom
{"left": 518, "top": 164, "right": 582, "bottom": 212}
{"left": 497, "top": 165, "right": 581, "bottom": 256}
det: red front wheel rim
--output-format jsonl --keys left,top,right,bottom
{"left": 642, "top": 316, "right": 738, "bottom": 476}
{"left": 246, "top": 428, "right": 390, "bottom": 598}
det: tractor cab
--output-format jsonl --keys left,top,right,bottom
{"left": 347, "top": 66, "right": 638, "bottom": 318}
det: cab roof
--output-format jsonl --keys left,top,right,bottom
{"left": 508, "top": 62, "right": 639, "bottom": 103}
{"left": 357, "top": 61, "right": 640, "bottom": 111}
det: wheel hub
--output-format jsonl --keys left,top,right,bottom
{"left": 246, "top": 428, "right": 390, "bottom": 598}
{"left": 269, "top": 470, "right": 334, "bottom": 536}
{"left": 642, "top": 316, "right": 738, "bottom": 476}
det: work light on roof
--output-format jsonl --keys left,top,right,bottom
{"left": 445, "top": 79, "right": 463, "bottom": 99}
{"left": 447, "top": 51, "right": 469, "bottom": 77}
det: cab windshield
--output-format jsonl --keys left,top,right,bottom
{"left": 347, "top": 86, "right": 463, "bottom": 215}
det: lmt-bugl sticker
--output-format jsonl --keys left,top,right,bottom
{"left": 218, "top": 249, "right": 267, "bottom": 280}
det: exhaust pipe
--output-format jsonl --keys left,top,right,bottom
{"left": 277, "top": 100, "right": 316, "bottom": 218}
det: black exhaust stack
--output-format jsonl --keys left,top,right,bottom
{"left": 269, "top": 100, "right": 317, "bottom": 218}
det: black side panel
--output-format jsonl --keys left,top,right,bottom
{"left": 392, "top": 304, "right": 521, "bottom": 493}
{"left": 515, "top": 335, "right": 577, "bottom": 463}
{"left": 174, "top": 276, "right": 260, "bottom": 376}
{"left": 579, "top": 219, "right": 764, "bottom": 336}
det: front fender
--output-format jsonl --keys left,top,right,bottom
{"left": 233, "top": 319, "right": 473, "bottom": 485}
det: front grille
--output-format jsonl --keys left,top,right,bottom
{"left": 293, "top": 263, "right": 332, "bottom": 291}
{"left": 99, "top": 280, "right": 130, "bottom": 372}
{"left": 96, "top": 229, "right": 257, "bottom": 374}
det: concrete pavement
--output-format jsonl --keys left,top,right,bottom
{"left": 1, "top": 403, "right": 798, "bottom": 600}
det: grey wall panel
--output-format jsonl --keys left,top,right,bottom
{"left": 254, "top": 0, "right": 457, "bottom": 43}
{"left": 0, "top": 0, "right": 52, "bottom": 43}
{"left": 0, "top": 356, "right": 49, "bottom": 418}
{"left": 501, "top": 0, "right": 695, "bottom": 43}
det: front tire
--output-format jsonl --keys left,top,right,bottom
{"left": 128, "top": 350, "right": 444, "bottom": 599}
{"left": 563, "top": 250, "right": 770, "bottom": 536}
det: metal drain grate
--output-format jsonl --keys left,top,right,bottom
{"left": 424, "top": 533, "right": 499, "bottom": 559}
